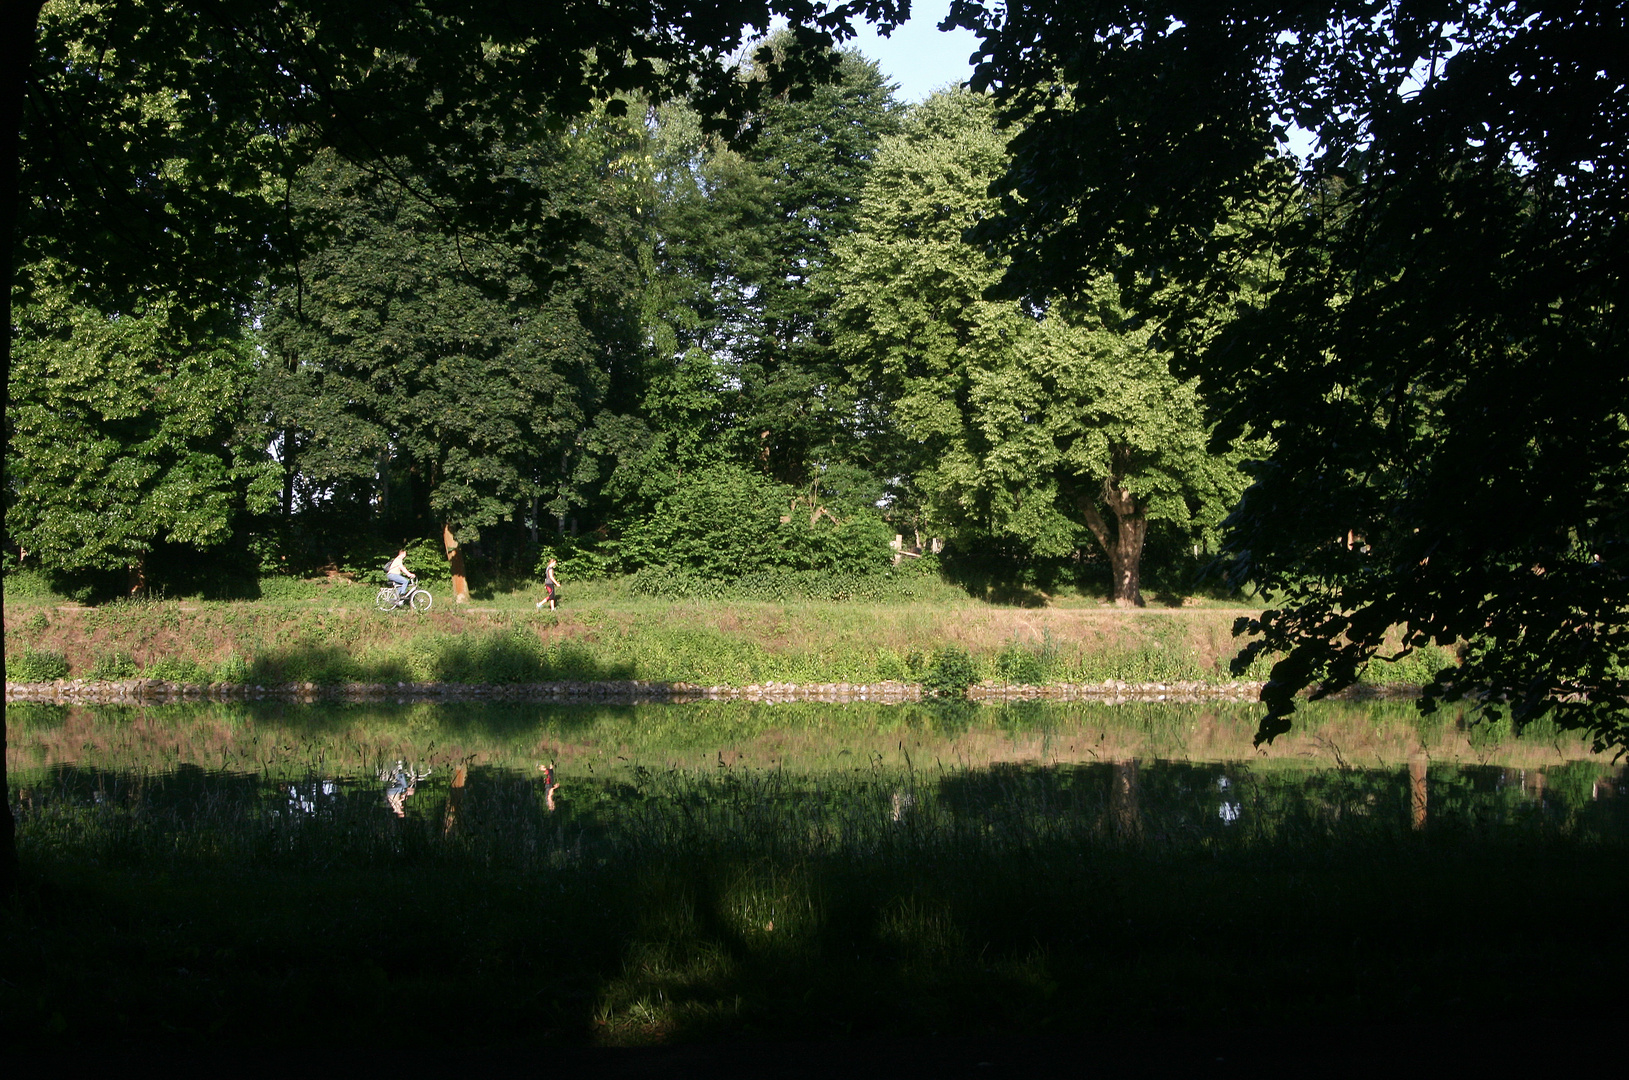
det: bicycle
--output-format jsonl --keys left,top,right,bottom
{"left": 375, "top": 580, "right": 432, "bottom": 613}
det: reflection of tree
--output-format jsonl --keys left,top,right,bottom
{"left": 1409, "top": 756, "right": 1428, "bottom": 831}
{"left": 443, "top": 766, "right": 468, "bottom": 837}
{"left": 1110, "top": 761, "right": 1142, "bottom": 840}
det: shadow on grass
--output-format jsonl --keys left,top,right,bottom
{"left": 244, "top": 632, "right": 637, "bottom": 686}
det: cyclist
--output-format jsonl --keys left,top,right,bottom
{"left": 385, "top": 548, "right": 417, "bottom": 606}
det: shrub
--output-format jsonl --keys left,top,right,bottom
{"left": 536, "top": 535, "right": 620, "bottom": 582}
{"left": 921, "top": 646, "right": 979, "bottom": 699}
{"left": 346, "top": 537, "right": 452, "bottom": 587}
{"left": 89, "top": 651, "right": 141, "bottom": 680}
{"left": 996, "top": 642, "right": 1049, "bottom": 685}
{"left": 618, "top": 464, "right": 895, "bottom": 580}
{"left": 2, "top": 568, "right": 61, "bottom": 601}
{"left": 214, "top": 654, "right": 250, "bottom": 683}
{"left": 627, "top": 567, "right": 933, "bottom": 603}
{"left": 144, "top": 656, "right": 211, "bottom": 683}
{"left": 9, "top": 650, "right": 71, "bottom": 681}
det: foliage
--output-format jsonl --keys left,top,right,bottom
{"left": 996, "top": 634, "right": 1056, "bottom": 685}
{"left": 536, "top": 535, "right": 621, "bottom": 583}
{"left": 8, "top": 650, "right": 70, "bottom": 682}
{"left": 951, "top": 1, "right": 1629, "bottom": 751}
{"left": 921, "top": 645, "right": 980, "bottom": 698}
{"left": 0, "top": 571, "right": 60, "bottom": 601}
{"left": 88, "top": 652, "right": 140, "bottom": 680}
{"left": 257, "top": 130, "right": 642, "bottom": 560}
{"left": 626, "top": 567, "right": 931, "bottom": 603}
{"left": 829, "top": 91, "right": 1251, "bottom": 606}
{"left": 616, "top": 463, "right": 892, "bottom": 580}
{"left": 8, "top": 277, "right": 277, "bottom": 576}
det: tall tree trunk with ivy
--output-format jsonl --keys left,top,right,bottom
{"left": 443, "top": 523, "right": 470, "bottom": 603}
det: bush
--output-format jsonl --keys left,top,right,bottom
{"left": 144, "top": 656, "right": 211, "bottom": 683}
{"left": 619, "top": 464, "right": 894, "bottom": 580}
{"left": 537, "top": 535, "right": 620, "bottom": 582}
{"left": 627, "top": 567, "right": 934, "bottom": 603}
{"left": 89, "top": 651, "right": 141, "bottom": 679}
{"left": 996, "top": 639, "right": 1051, "bottom": 685}
{"left": 346, "top": 537, "right": 451, "bottom": 587}
{"left": 921, "top": 646, "right": 979, "bottom": 699}
{"left": 1, "top": 568, "right": 62, "bottom": 601}
{"left": 9, "top": 650, "right": 71, "bottom": 682}
{"left": 214, "top": 654, "right": 250, "bottom": 683}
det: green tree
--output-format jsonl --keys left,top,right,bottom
{"left": 260, "top": 120, "right": 643, "bottom": 596}
{"left": 830, "top": 91, "right": 1246, "bottom": 605}
{"left": 734, "top": 41, "right": 903, "bottom": 484}
{"left": 9, "top": 269, "right": 275, "bottom": 587}
{"left": 4, "top": 0, "right": 911, "bottom": 887}
{"left": 640, "top": 41, "right": 902, "bottom": 486}
{"left": 950, "top": 0, "right": 1629, "bottom": 750}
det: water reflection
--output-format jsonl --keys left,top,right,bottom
{"left": 9, "top": 700, "right": 1629, "bottom": 861}
{"left": 380, "top": 761, "right": 430, "bottom": 818}
{"left": 539, "top": 763, "right": 559, "bottom": 812}
{"left": 285, "top": 779, "right": 337, "bottom": 816}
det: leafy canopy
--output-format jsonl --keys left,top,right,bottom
{"left": 949, "top": 0, "right": 1629, "bottom": 749}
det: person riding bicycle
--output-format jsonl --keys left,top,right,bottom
{"left": 385, "top": 548, "right": 416, "bottom": 605}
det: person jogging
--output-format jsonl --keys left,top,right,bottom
{"left": 536, "top": 558, "right": 559, "bottom": 610}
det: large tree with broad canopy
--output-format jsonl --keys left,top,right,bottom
{"left": 945, "top": 0, "right": 1629, "bottom": 750}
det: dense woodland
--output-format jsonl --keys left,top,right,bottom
{"left": 9, "top": 22, "right": 1246, "bottom": 609}
{"left": 6, "top": 0, "right": 1628, "bottom": 748}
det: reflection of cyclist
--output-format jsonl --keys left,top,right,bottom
{"left": 383, "top": 762, "right": 423, "bottom": 817}
{"left": 385, "top": 548, "right": 416, "bottom": 603}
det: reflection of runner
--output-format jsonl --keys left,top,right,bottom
{"left": 539, "top": 763, "right": 560, "bottom": 812}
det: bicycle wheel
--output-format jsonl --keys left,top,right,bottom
{"left": 375, "top": 587, "right": 398, "bottom": 612}
{"left": 411, "top": 588, "right": 432, "bottom": 613}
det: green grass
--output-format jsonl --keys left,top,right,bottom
{"left": 3, "top": 570, "right": 1456, "bottom": 692}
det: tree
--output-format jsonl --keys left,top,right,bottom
{"left": 261, "top": 119, "right": 645, "bottom": 598}
{"left": 830, "top": 90, "right": 1247, "bottom": 604}
{"left": 731, "top": 40, "right": 903, "bottom": 484}
{"left": 4, "top": 0, "right": 911, "bottom": 893}
{"left": 948, "top": 1, "right": 1629, "bottom": 749}
{"left": 10, "top": 268, "right": 275, "bottom": 588}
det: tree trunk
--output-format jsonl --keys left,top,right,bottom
{"left": 0, "top": 0, "right": 49, "bottom": 898}
{"left": 1110, "top": 760, "right": 1143, "bottom": 839}
{"left": 281, "top": 427, "right": 297, "bottom": 519}
{"left": 127, "top": 553, "right": 147, "bottom": 596}
{"left": 1409, "top": 754, "right": 1428, "bottom": 831}
{"left": 442, "top": 765, "right": 467, "bottom": 838}
{"left": 1079, "top": 477, "right": 1147, "bottom": 608}
{"left": 443, "top": 522, "right": 469, "bottom": 603}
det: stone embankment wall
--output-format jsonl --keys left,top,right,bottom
{"left": 4, "top": 677, "right": 1306, "bottom": 706}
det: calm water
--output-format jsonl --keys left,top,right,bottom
{"left": 9, "top": 698, "right": 1626, "bottom": 855}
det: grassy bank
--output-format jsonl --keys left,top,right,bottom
{"left": 3, "top": 572, "right": 1454, "bottom": 690}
